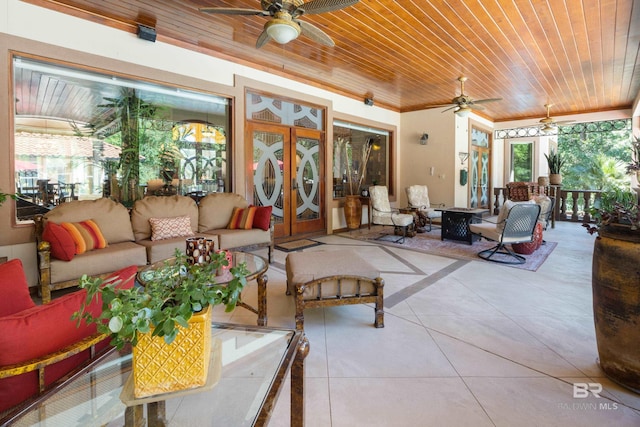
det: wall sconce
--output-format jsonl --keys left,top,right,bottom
{"left": 458, "top": 152, "right": 469, "bottom": 164}
{"left": 419, "top": 133, "right": 429, "bottom": 145}
{"left": 364, "top": 97, "right": 374, "bottom": 106}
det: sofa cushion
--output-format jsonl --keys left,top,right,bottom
{"left": 50, "top": 242, "right": 147, "bottom": 284}
{"left": 0, "top": 265, "right": 137, "bottom": 414}
{"left": 149, "top": 216, "right": 194, "bottom": 241}
{"left": 44, "top": 198, "right": 135, "bottom": 244}
{"left": 0, "top": 259, "right": 35, "bottom": 316}
{"left": 227, "top": 206, "right": 256, "bottom": 230}
{"left": 131, "top": 195, "right": 198, "bottom": 242}
{"left": 211, "top": 228, "right": 271, "bottom": 251}
{"left": 61, "top": 220, "right": 108, "bottom": 254}
{"left": 252, "top": 205, "right": 272, "bottom": 231}
{"left": 198, "top": 193, "right": 248, "bottom": 232}
{"left": 42, "top": 222, "right": 76, "bottom": 261}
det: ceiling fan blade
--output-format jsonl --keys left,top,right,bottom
{"left": 297, "top": 20, "right": 335, "bottom": 46}
{"left": 471, "top": 97, "right": 503, "bottom": 104}
{"left": 554, "top": 119, "right": 576, "bottom": 125}
{"left": 440, "top": 105, "right": 458, "bottom": 113}
{"left": 199, "top": 7, "right": 270, "bottom": 16}
{"left": 256, "top": 29, "right": 272, "bottom": 49}
{"left": 298, "top": 0, "right": 360, "bottom": 15}
{"left": 470, "top": 104, "right": 486, "bottom": 110}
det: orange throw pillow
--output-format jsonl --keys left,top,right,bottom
{"left": 227, "top": 206, "right": 257, "bottom": 230}
{"left": 61, "top": 220, "right": 107, "bottom": 255}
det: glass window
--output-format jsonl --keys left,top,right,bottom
{"left": 12, "top": 56, "right": 230, "bottom": 220}
{"left": 333, "top": 121, "right": 390, "bottom": 198}
{"left": 510, "top": 141, "right": 533, "bottom": 182}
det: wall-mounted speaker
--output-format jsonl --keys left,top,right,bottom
{"left": 137, "top": 24, "right": 157, "bottom": 42}
{"left": 364, "top": 97, "right": 374, "bottom": 106}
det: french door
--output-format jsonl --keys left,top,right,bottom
{"left": 469, "top": 125, "right": 492, "bottom": 209}
{"left": 247, "top": 122, "right": 325, "bottom": 238}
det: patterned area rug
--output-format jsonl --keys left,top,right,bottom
{"left": 341, "top": 227, "right": 557, "bottom": 272}
{"left": 275, "top": 239, "right": 324, "bottom": 252}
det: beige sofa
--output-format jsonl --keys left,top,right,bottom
{"left": 35, "top": 194, "right": 273, "bottom": 303}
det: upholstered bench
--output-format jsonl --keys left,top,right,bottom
{"left": 285, "top": 250, "right": 384, "bottom": 331}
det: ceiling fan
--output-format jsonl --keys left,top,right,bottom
{"left": 537, "top": 103, "right": 575, "bottom": 133}
{"left": 200, "top": 0, "right": 359, "bottom": 48}
{"left": 431, "top": 76, "right": 502, "bottom": 117}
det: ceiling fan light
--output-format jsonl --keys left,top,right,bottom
{"left": 265, "top": 19, "right": 300, "bottom": 44}
{"left": 455, "top": 107, "right": 471, "bottom": 118}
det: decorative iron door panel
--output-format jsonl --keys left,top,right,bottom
{"left": 470, "top": 125, "right": 492, "bottom": 209}
{"left": 292, "top": 128, "right": 324, "bottom": 235}
{"left": 249, "top": 123, "right": 289, "bottom": 238}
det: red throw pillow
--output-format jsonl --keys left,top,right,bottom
{"left": 252, "top": 205, "right": 273, "bottom": 231}
{"left": 0, "top": 259, "right": 35, "bottom": 316}
{"left": 43, "top": 222, "right": 76, "bottom": 261}
{"left": 227, "top": 206, "right": 257, "bottom": 230}
{"left": 0, "top": 264, "right": 138, "bottom": 413}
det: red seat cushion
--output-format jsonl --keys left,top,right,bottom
{"left": 0, "top": 265, "right": 138, "bottom": 413}
{"left": 0, "top": 259, "right": 36, "bottom": 316}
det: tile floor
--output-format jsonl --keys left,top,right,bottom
{"left": 212, "top": 221, "right": 640, "bottom": 427}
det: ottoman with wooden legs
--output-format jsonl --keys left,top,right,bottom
{"left": 285, "top": 249, "right": 384, "bottom": 331}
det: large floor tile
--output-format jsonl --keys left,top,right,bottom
{"left": 328, "top": 378, "right": 494, "bottom": 427}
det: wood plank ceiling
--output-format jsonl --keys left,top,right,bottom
{"left": 23, "top": 0, "right": 640, "bottom": 122}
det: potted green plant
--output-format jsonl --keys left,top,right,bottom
{"left": 583, "top": 187, "right": 640, "bottom": 393}
{"left": 74, "top": 250, "right": 250, "bottom": 398}
{"left": 624, "top": 135, "right": 640, "bottom": 180}
{"left": 544, "top": 149, "right": 565, "bottom": 185}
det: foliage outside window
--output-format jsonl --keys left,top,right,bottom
{"left": 333, "top": 121, "right": 390, "bottom": 198}
{"left": 558, "top": 122, "right": 632, "bottom": 191}
{"left": 12, "top": 56, "right": 230, "bottom": 220}
{"left": 510, "top": 142, "right": 533, "bottom": 182}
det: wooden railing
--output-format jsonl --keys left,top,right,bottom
{"left": 493, "top": 186, "right": 603, "bottom": 226}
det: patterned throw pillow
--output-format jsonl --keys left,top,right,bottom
{"left": 149, "top": 216, "right": 194, "bottom": 241}
{"left": 227, "top": 206, "right": 257, "bottom": 230}
{"left": 42, "top": 222, "right": 76, "bottom": 261}
{"left": 252, "top": 205, "right": 272, "bottom": 231}
{"left": 61, "top": 220, "right": 108, "bottom": 255}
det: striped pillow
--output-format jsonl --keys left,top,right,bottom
{"left": 61, "top": 220, "right": 108, "bottom": 254}
{"left": 227, "top": 206, "right": 257, "bottom": 230}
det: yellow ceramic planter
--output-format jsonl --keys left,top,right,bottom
{"left": 132, "top": 305, "right": 212, "bottom": 398}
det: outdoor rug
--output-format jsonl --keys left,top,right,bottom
{"left": 341, "top": 227, "right": 557, "bottom": 272}
{"left": 275, "top": 239, "right": 324, "bottom": 253}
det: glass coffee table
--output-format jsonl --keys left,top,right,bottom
{"left": 0, "top": 324, "right": 309, "bottom": 427}
{"left": 138, "top": 252, "right": 269, "bottom": 326}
